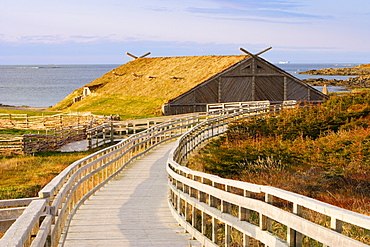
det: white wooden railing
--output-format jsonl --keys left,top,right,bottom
{"left": 0, "top": 115, "right": 200, "bottom": 247}
{"left": 167, "top": 104, "right": 370, "bottom": 246}
{"left": 2, "top": 100, "right": 369, "bottom": 247}
{"left": 86, "top": 115, "right": 187, "bottom": 149}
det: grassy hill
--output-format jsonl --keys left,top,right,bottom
{"left": 52, "top": 55, "right": 248, "bottom": 118}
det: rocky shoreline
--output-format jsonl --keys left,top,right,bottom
{"left": 303, "top": 75, "right": 370, "bottom": 88}
{"left": 0, "top": 104, "right": 47, "bottom": 111}
{"left": 300, "top": 64, "right": 370, "bottom": 88}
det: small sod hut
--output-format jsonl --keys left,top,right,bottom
{"left": 53, "top": 48, "right": 328, "bottom": 117}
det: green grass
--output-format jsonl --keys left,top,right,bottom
{"left": 0, "top": 141, "right": 119, "bottom": 200}
{"left": 0, "top": 129, "right": 46, "bottom": 136}
{"left": 0, "top": 143, "right": 118, "bottom": 200}
{"left": 351, "top": 88, "right": 370, "bottom": 93}
{"left": 52, "top": 55, "right": 249, "bottom": 116}
{"left": 63, "top": 95, "right": 164, "bottom": 118}
{"left": 0, "top": 151, "right": 86, "bottom": 199}
{"left": 0, "top": 109, "right": 59, "bottom": 116}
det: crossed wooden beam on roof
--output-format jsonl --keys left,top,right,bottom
{"left": 240, "top": 47, "right": 272, "bottom": 57}
{"left": 126, "top": 47, "right": 271, "bottom": 60}
{"left": 126, "top": 52, "right": 151, "bottom": 59}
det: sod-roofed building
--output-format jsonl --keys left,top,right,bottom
{"left": 53, "top": 51, "right": 328, "bottom": 117}
{"left": 163, "top": 52, "right": 328, "bottom": 115}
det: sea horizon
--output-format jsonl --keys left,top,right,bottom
{"left": 0, "top": 62, "right": 363, "bottom": 65}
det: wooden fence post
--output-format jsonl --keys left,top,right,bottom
{"left": 110, "top": 122, "right": 114, "bottom": 143}
{"left": 323, "top": 218, "right": 343, "bottom": 247}
{"left": 287, "top": 203, "right": 303, "bottom": 247}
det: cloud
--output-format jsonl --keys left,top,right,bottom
{"left": 17, "top": 35, "right": 64, "bottom": 43}
{"left": 274, "top": 45, "right": 340, "bottom": 52}
{"left": 186, "top": 0, "right": 330, "bottom": 22}
{"left": 69, "top": 35, "right": 113, "bottom": 43}
{"left": 148, "top": 6, "right": 172, "bottom": 12}
{"left": 208, "top": 0, "right": 303, "bottom": 10}
{"left": 0, "top": 34, "right": 129, "bottom": 45}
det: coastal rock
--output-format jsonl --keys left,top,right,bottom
{"left": 301, "top": 64, "right": 370, "bottom": 88}
{"left": 300, "top": 64, "right": 370, "bottom": 76}
{"left": 303, "top": 75, "right": 370, "bottom": 88}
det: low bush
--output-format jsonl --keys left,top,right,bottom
{"left": 189, "top": 92, "right": 370, "bottom": 214}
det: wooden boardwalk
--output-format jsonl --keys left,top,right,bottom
{"left": 64, "top": 141, "right": 201, "bottom": 247}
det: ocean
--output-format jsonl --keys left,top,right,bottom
{"left": 0, "top": 63, "right": 361, "bottom": 108}
{"left": 0, "top": 64, "right": 119, "bottom": 107}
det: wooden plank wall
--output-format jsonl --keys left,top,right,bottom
{"left": 163, "top": 57, "right": 326, "bottom": 115}
{"left": 221, "top": 77, "right": 253, "bottom": 102}
{"left": 255, "top": 76, "right": 284, "bottom": 101}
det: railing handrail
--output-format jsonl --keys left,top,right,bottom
{"left": 4, "top": 100, "right": 367, "bottom": 247}
{"left": 0, "top": 200, "right": 47, "bottom": 247}
{"left": 168, "top": 154, "right": 370, "bottom": 229}
{"left": 167, "top": 102, "right": 370, "bottom": 246}
{"left": 39, "top": 114, "right": 200, "bottom": 197}
{"left": 1, "top": 113, "right": 200, "bottom": 246}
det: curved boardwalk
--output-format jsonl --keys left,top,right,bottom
{"left": 64, "top": 141, "right": 201, "bottom": 247}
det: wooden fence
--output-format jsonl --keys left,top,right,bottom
{"left": 0, "top": 136, "right": 23, "bottom": 154}
{"left": 86, "top": 114, "right": 195, "bottom": 149}
{"left": 0, "top": 114, "right": 198, "bottom": 154}
{"left": 167, "top": 105, "right": 370, "bottom": 246}
{"left": 0, "top": 125, "right": 88, "bottom": 155}
{"left": 0, "top": 112, "right": 109, "bottom": 130}
{"left": 1, "top": 102, "right": 292, "bottom": 155}
{"left": 22, "top": 125, "right": 87, "bottom": 154}
{"left": 0, "top": 115, "right": 200, "bottom": 247}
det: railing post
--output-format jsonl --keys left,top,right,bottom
{"left": 239, "top": 191, "right": 251, "bottom": 222}
{"left": 199, "top": 178, "right": 206, "bottom": 203}
{"left": 287, "top": 203, "right": 303, "bottom": 247}
{"left": 224, "top": 223, "right": 231, "bottom": 247}
{"left": 201, "top": 211, "right": 206, "bottom": 235}
{"left": 177, "top": 191, "right": 182, "bottom": 216}
{"left": 185, "top": 201, "right": 190, "bottom": 223}
{"left": 260, "top": 193, "right": 273, "bottom": 235}
{"left": 265, "top": 193, "right": 273, "bottom": 232}
{"left": 222, "top": 185, "right": 230, "bottom": 214}
{"left": 212, "top": 217, "right": 217, "bottom": 244}
{"left": 87, "top": 130, "right": 92, "bottom": 150}
{"left": 210, "top": 181, "right": 216, "bottom": 208}
{"left": 322, "top": 218, "right": 343, "bottom": 247}
{"left": 330, "top": 217, "right": 343, "bottom": 232}
{"left": 191, "top": 204, "right": 196, "bottom": 228}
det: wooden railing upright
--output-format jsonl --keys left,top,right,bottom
{"left": 2, "top": 101, "right": 369, "bottom": 247}
{"left": 0, "top": 115, "right": 200, "bottom": 247}
{"left": 166, "top": 102, "right": 370, "bottom": 247}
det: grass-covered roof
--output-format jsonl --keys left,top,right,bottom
{"left": 52, "top": 55, "right": 249, "bottom": 118}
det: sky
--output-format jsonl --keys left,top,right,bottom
{"left": 1, "top": 0, "right": 369, "bottom": 64}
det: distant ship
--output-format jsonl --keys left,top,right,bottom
{"left": 278, "top": 61, "right": 290, "bottom": 64}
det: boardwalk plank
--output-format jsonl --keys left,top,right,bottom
{"left": 64, "top": 141, "right": 201, "bottom": 247}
